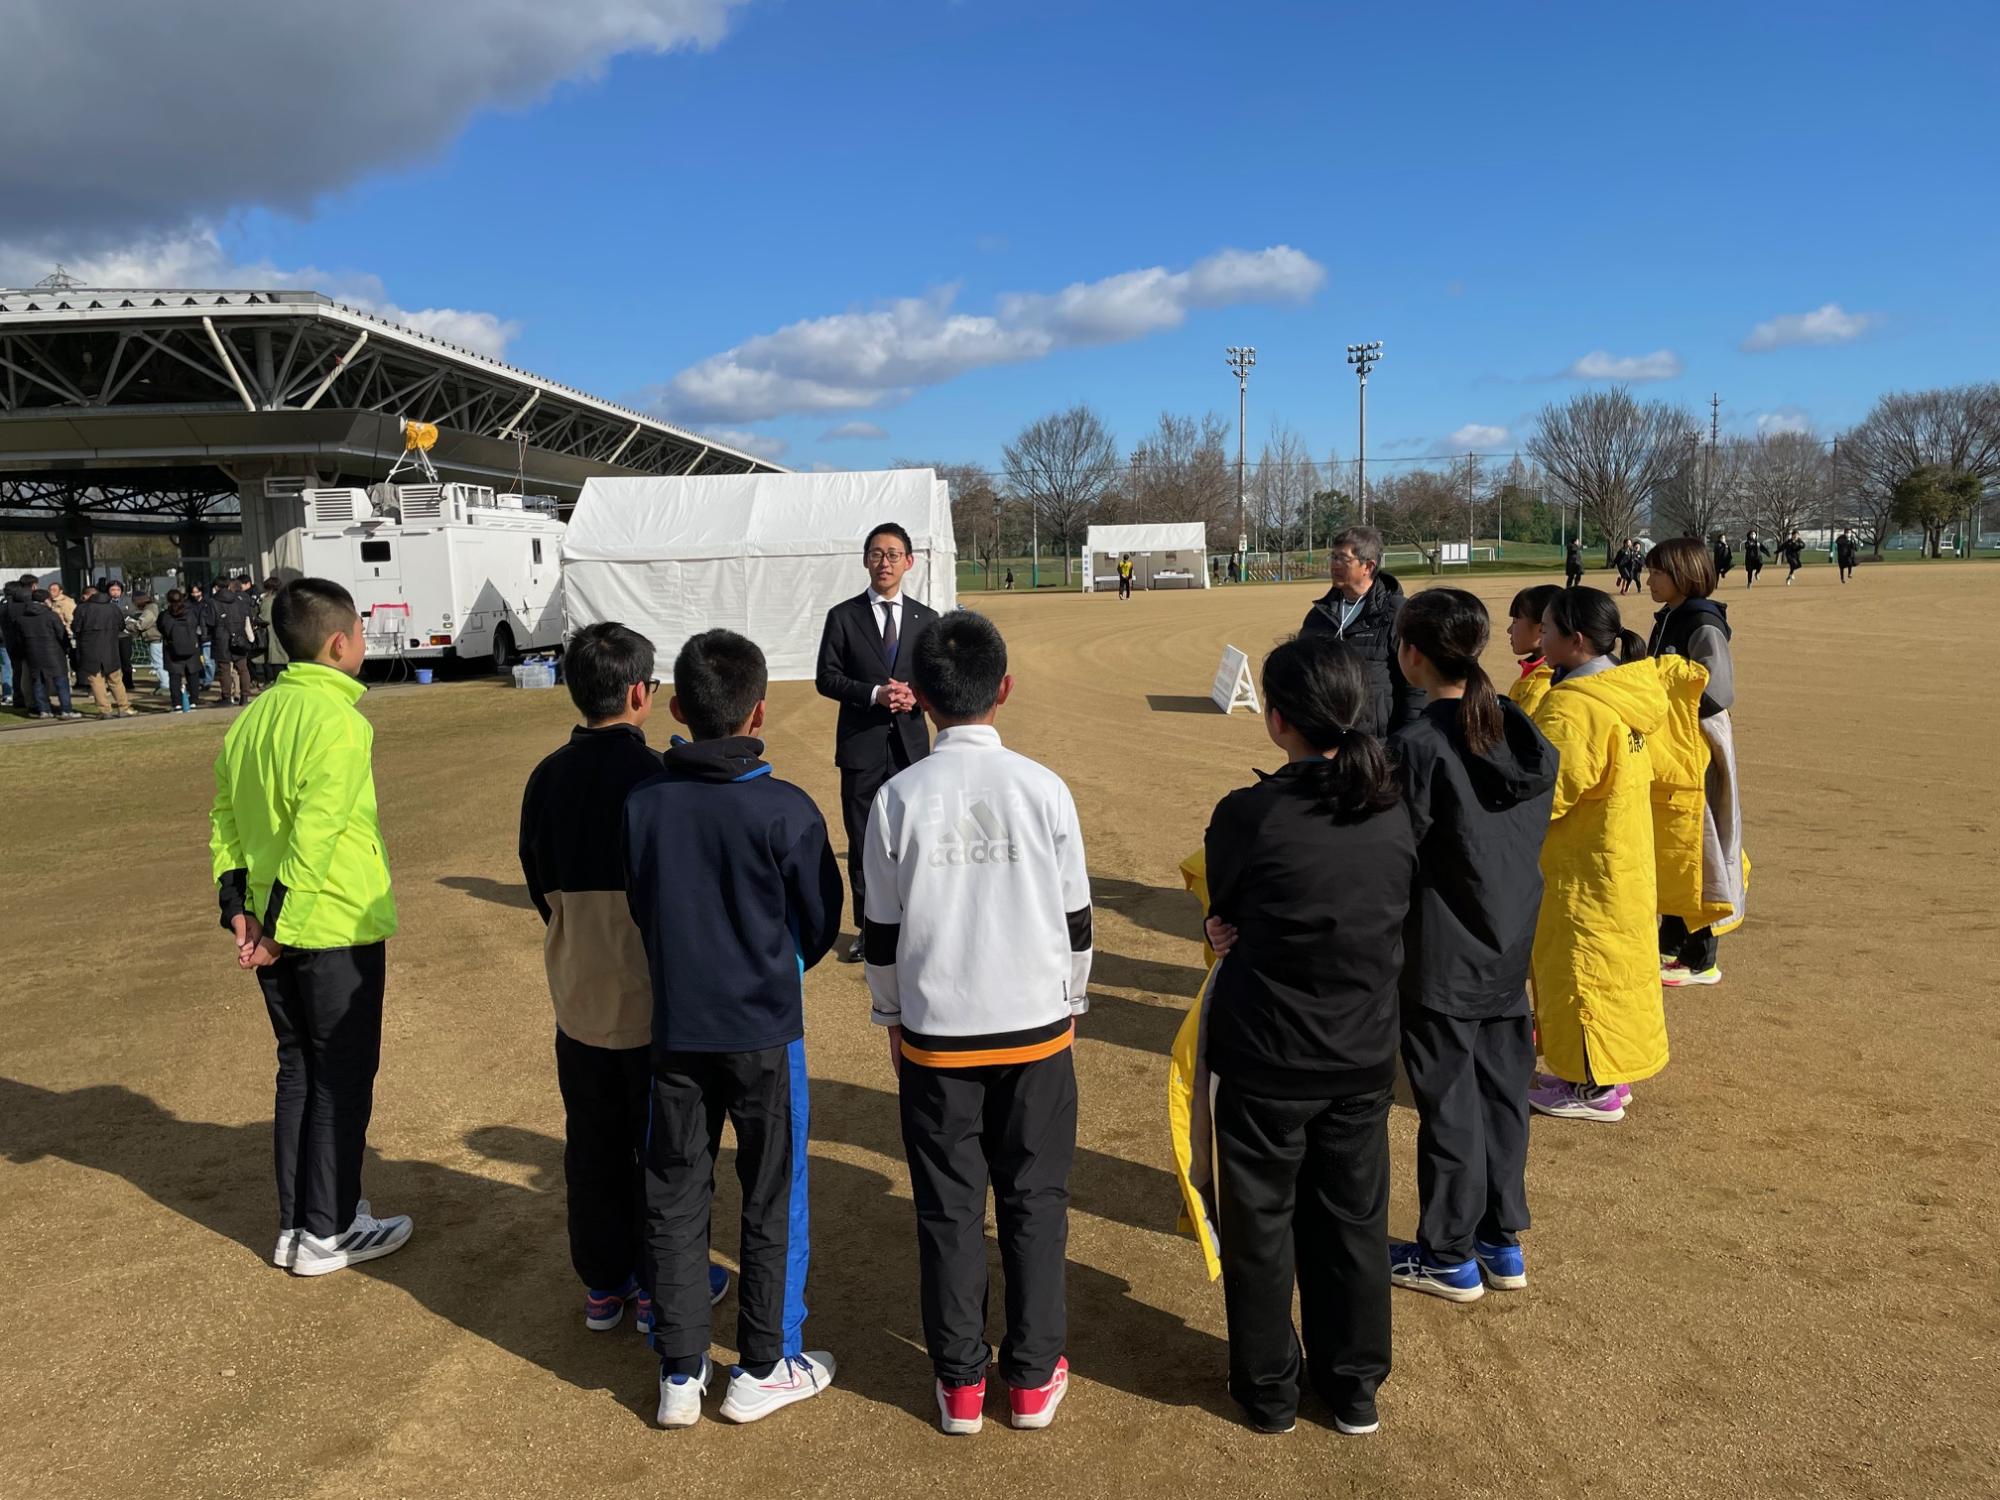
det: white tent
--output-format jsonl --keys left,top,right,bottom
{"left": 562, "top": 469, "right": 957, "bottom": 682}
{"left": 1082, "top": 522, "right": 1210, "bottom": 592}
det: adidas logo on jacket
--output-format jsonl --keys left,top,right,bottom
{"left": 862, "top": 724, "right": 1092, "bottom": 1064}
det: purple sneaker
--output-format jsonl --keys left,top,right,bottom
{"left": 1528, "top": 1078, "right": 1626, "bottom": 1122}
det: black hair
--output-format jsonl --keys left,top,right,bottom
{"left": 912, "top": 610, "right": 1007, "bottom": 720}
{"left": 564, "top": 621, "right": 655, "bottom": 724}
{"left": 1508, "top": 582, "right": 1562, "bottom": 624}
{"left": 1260, "top": 634, "right": 1402, "bottom": 821}
{"left": 31, "top": 587, "right": 47, "bottom": 602}
{"left": 672, "top": 629, "right": 767, "bottom": 739}
{"left": 1398, "top": 588, "right": 1504, "bottom": 755}
{"left": 273, "top": 578, "right": 360, "bottom": 662}
{"left": 1544, "top": 586, "right": 1646, "bottom": 663}
{"left": 865, "top": 522, "right": 914, "bottom": 556}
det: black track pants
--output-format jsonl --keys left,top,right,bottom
{"left": 1399, "top": 1003, "right": 1533, "bottom": 1263}
{"left": 554, "top": 1030, "right": 650, "bottom": 1291}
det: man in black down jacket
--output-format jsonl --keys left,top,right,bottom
{"left": 18, "top": 589, "right": 78, "bottom": 718}
{"left": 1298, "top": 526, "right": 1424, "bottom": 738}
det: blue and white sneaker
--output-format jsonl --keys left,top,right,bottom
{"left": 707, "top": 1263, "right": 731, "bottom": 1306}
{"left": 1473, "top": 1239, "right": 1528, "bottom": 1290}
{"left": 291, "top": 1203, "right": 413, "bottom": 1276}
{"left": 657, "top": 1357, "right": 711, "bottom": 1429}
{"left": 1388, "top": 1241, "right": 1485, "bottom": 1303}
{"left": 586, "top": 1275, "right": 639, "bottom": 1331}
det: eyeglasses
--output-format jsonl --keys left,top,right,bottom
{"left": 1328, "top": 552, "right": 1360, "bottom": 566}
{"left": 864, "top": 549, "right": 908, "bottom": 564}
{"left": 644, "top": 679, "right": 662, "bottom": 694}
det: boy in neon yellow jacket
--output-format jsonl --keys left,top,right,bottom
{"left": 209, "top": 578, "right": 410, "bottom": 1276}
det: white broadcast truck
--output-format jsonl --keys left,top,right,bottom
{"left": 298, "top": 481, "right": 566, "bottom": 671}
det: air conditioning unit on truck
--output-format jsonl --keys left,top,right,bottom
{"left": 298, "top": 481, "right": 566, "bottom": 670}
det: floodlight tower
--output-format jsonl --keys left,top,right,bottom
{"left": 1226, "top": 345, "right": 1256, "bottom": 562}
{"left": 1346, "top": 341, "right": 1383, "bottom": 524}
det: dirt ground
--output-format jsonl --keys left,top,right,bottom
{"left": 3, "top": 563, "right": 1995, "bottom": 1500}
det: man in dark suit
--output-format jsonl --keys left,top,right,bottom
{"left": 815, "top": 522, "right": 938, "bottom": 962}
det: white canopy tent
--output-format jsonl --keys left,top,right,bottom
{"left": 562, "top": 469, "right": 958, "bottom": 682}
{"left": 1082, "top": 522, "right": 1211, "bottom": 592}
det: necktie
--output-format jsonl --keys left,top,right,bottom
{"left": 880, "top": 600, "right": 898, "bottom": 669}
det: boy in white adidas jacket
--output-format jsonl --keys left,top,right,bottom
{"left": 863, "top": 610, "right": 1092, "bottom": 1437}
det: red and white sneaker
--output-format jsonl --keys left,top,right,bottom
{"left": 1008, "top": 1357, "right": 1068, "bottom": 1430}
{"left": 936, "top": 1377, "right": 985, "bottom": 1435}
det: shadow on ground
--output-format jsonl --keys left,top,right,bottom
{"left": 439, "top": 876, "right": 536, "bottom": 910}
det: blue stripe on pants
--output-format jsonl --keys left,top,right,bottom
{"left": 782, "top": 1037, "right": 811, "bottom": 1360}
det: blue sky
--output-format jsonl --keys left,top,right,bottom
{"left": 6, "top": 0, "right": 1995, "bottom": 473}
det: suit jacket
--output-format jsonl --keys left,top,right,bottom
{"left": 815, "top": 591, "right": 938, "bottom": 771}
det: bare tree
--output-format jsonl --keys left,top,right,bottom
{"left": 1654, "top": 430, "right": 1749, "bottom": 541}
{"left": 1528, "top": 388, "right": 1696, "bottom": 562}
{"left": 1739, "top": 431, "right": 1824, "bottom": 540}
{"left": 1126, "top": 411, "right": 1234, "bottom": 546}
{"left": 1839, "top": 383, "right": 2000, "bottom": 557}
{"left": 1002, "top": 404, "right": 1120, "bottom": 584}
{"left": 1251, "top": 420, "right": 1318, "bottom": 575}
{"left": 893, "top": 457, "right": 1003, "bottom": 583}
{"left": 1371, "top": 469, "right": 1464, "bottom": 571}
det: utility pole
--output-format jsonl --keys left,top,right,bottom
{"left": 1226, "top": 347, "right": 1256, "bottom": 568}
{"left": 1704, "top": 392, "right": 1721, "bottom": 537}
{"left": 1346, "top": 342, "right": 1382, "bottom": 524}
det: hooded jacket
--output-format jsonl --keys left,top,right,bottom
{"left": 1530, "top": 658, "right": 1670, "bottom": 1085}
{"left": 1508, "top": 659, "right": 1553, "bottom": 719}
{"left": 159, "top": 603, "right": 203, "bottom": 660}
{"left": 1648, "top": 597, "right": 1748, "bottom": 932}
{"left": 519, "top": 723, "right": 663, "bottom": 1050}
{"left": 15, "top": 598, "right": 69, "bottom": 670}
{"left": 622, "top": 735, "right": 844, "bottom": 1054}
{"left": 215, "top": 588, "right": 257, "bottom": 654}
{"left": 132, "top": 600, "right": 161, "bottom": 644}
{"left": 1649, "top": 653, "right": 1731, "bottom": 930}
{"left": 1297, "top": 572, "right": 1426, "bottom": 738}
{"left": 1202, "top": 760, "right": 1416, "bottom": 1097}
{"left": 1390, "top": 696, "right": 1559, "bottom": 1017}
{"left": 71, "top": 595, "right": 126, "bottom": 678}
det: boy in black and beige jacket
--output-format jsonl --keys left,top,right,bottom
{"left": 863, "top": 610, "right": 1092, "bottom": 1436}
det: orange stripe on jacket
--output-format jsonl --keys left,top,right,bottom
{"left": 899, "top": 1024, "right": 1075, "bottom": 1069}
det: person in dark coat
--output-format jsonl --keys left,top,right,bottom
{"left": 72, "top": 589, "right": 133, "bottom": 717}
{"left": 104, "top": 580, "right": 137, "bottom": 692}
{"left": 813, "top": 522, "right": 938, "bottom": 962}
{"left": 18, "top": 589, "right": 78, "bottom": 718}
{"left": 1742, "top": 532, "right": 1767, "bottom": 586}
{"left": 1, "top": 577, "right": 32, "bottom": 710}
{"left": 158, "top": 588, "right": 204, "bottom": 712}
{"left": 187, "top": 581, "right": 220, "bottom": 694}
{"left": 1836, "top": 529, "right": 1859, "bottom": 582}
{"left": 214, "top": 578, "right": 258, "bottom": 704}
{"left": 1385, "top": 587, "right": 1558, "bottom": 1302}
{"left": 1563, "top": 541, "right": 1584, "bottom": 589}
{"left": 1777, "top": 530, "right": 1807, "bottom": 585}
{"left": 1298, "top": 525, "right": 1425, "bottom": 739}
{"left": 1711, "top": 533, "right": 1733, "bottom": 580}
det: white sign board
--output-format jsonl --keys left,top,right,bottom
{"left": 1441, "top": 541, "right": 1471, "bottom": 566}
{"left": 1210, "top": 644, "right": 1260, "bottom": 715}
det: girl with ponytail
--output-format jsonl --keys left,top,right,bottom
{"left": 1526, "top": 587, "right": 1672, "bottom": 1123}
{"left": 1198, "top": 632, "right": 1413, "bottom": 1436}
{"left": 1383, "top": 589, "right": 1558, "bottom": 1301}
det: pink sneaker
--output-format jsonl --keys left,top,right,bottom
{"left": 1008, "top": 1357, "right": 1069, "bottom": 1430}
{"left": 1528, "top": 1079, "right": 1626, "bottom": 1122}
{"left": 936, "top": 1377, "right": 985, "bottom": 1435}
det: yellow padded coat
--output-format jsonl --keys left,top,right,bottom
{"left": 1647, "top": 654, "right": 1732, "bottom": 931}
{"left": 1509, "top": 661, "right": 1553, "bottom": 719}
{"left": 1530, "top": 660, "right": 1671, "bottom": 1086}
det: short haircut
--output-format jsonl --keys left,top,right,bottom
{"left": 865, "top": 522, "right": 914, "bottom": 556}
{"left": 913, "top": 610, "right": 1007, "bottom": 719}
{"left": 1645, "top": 536, "right": 1718, "bottom": 599}
{"left": 565, "top": 621, "right": 655, "bottom": 723}
{"left": 673, "top": 629, "right": 767, "bottom": 739}
{"left": 31, "top": 588, "right": 46, "bottom": 602}
{"left": 273, "top": 578, "right": 361, "bottom": 661}
{"left": 1329, "top": 525, "right": 1384, "bottom": 567}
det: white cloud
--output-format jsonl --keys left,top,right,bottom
{"left": 699, "top": 427, "right": 790, "bottom": 460}
{"left": 0, "top": 0, "right": 748, "bottom": 236}
{"left": 822, "top": 421, "right": 888, "bottom": 441}
{"left": 0, "top": 226, "right": 521, "bottom": 358}
{"left": 1564, "top": 349, "right": 1683, "bottom": 382}
{"left": 1741, "top": 303, "right": 1873, "bottom": 352}
{"left": 660, "top": 245, "right": 1326, "bottom": 422}
{"left": 1436, "top": 423, "right": 1509, "bottom": 453}
{"left": 1754, "top": 408, "right": 1813, "bottom": 436}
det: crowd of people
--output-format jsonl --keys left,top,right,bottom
{"left": 0, "top": 572, "right": 286, "bottom": 721}
{"left": 201, "top": 522, "right": 1750, "bottom": 1444}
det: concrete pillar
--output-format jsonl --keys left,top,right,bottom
{"left": 58, "top": 504, "right": 92, "bottom": 596}
{"left": 177, "top": 520, "right": 215, "bottom": 586}
{"left": 230, "top": 458, "right": 315, "bottom": 581}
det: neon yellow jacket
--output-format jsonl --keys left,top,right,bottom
{"left": 209, "top": 663, "right": 397, "bottom": 950}
{"left": 1530, "top": 660, "right": 1669, "bottom": 1085}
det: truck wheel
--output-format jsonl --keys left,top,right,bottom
{"left": 491, "top": 627, "right": 516, "bottom": 673}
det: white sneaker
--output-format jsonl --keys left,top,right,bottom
{"left": 656, "top": 1358, "right": 711, "bottom": 1429}
{"left": 291, "top": 1204, "right": 413, "bottom": 1276}
{"left": 271, "top": 1229, "right": 300, "bottom": 1269}
{"left": 718, "top": 1352, "right": 837, "bottom": 1423}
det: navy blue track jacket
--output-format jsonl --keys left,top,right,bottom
{"left": 622, "top": 735, "right": 845, "bottom": 1053}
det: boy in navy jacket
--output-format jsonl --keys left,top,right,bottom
{"left": 622, "top": 628, "right": 844, "bottom": 1429}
